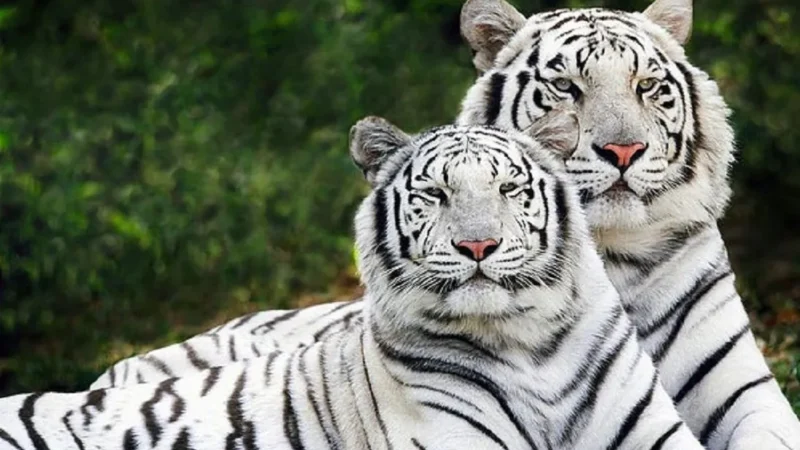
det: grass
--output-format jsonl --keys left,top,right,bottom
{"left": 751, "top": 312, "right": 800, "bottom": 415}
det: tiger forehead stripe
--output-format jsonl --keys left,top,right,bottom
{"left": 393, "top": 132, "right": 542, "bottom": 199}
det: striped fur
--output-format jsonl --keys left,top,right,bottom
{"left": 0, "top": 122, "right": 704, "bottom": 450}
{"left": 92, "top": 0, "right": 800, "bottom": 449}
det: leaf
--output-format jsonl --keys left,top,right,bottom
{"left": 0, "top": 7, "right": 17, "bottom": 29}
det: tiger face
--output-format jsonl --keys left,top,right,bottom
{"left": 459, "top": 0, "right": 733, "bottom": 235}
{"left": 350, "top": 117, "right": 584, "bottom": 321}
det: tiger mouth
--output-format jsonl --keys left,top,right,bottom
{"left": 604, "top": 179, "right": 636, "bottom": 195}
{"left": 464, "top": 271, "right": 499, "bottom": 286}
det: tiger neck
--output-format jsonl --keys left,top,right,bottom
{"left": 594, "top": 220, "right": 733, "bottom": 322}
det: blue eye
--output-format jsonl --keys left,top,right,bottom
{"left": 553, "top": 78, "right": 573, "bottom": 92}
{"left": 499, "top": 182, "right": 519, "bottom": 195}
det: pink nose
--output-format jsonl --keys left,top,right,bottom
{"left": 598, "top": 142, "right": 647, "bottom": 169}
{"left": 453, "top": 239, "right": 500, "bottom": 262}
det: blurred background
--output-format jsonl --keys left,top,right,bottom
{"left": 0, "top": 0, "right": 797, "bottom": 411}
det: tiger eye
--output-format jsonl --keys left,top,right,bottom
{"left": 553, "top": 78, "right": 573, "bottom": 92}
{"left": 637, "top": 78, "right": 658, "bottom": 92}
{"left": 423, "top": 187, "right": 447, "bottom": 200}
{"left": 499, "top": 182, "right": 519, "bottom": 195}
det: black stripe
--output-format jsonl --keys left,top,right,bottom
{"left": 80, "top": 389, "right": 106, "bottom": 426}
{"left": 605, "top": 373, "right": 658, "bottom": 450}
{"left": 0, "top": 427, "right": 24, "bottom": 450}
{"left": 123, "top": 429, "right": 139, "bottom": 450}
{"left": 171, "top": 427, "right": 191, "bottom": 450}
{"left": 313, "top": 309, "right": 363, "bottom": 341}
{"left": 673, "top": 324, "right": 749, "bottom": 403}
{"left": 283, "top": 353, "right": 305, "bottom": 450}
{"left": 166, "top": 381, "right": 185, "bottom": 423}
{"left": 527, "top": 47, "right": 540, "bottom": 67}
{"left": 142, "top": 355, "right": 175, "bottom": 377}
{"left": 140, "top": 380, "right": 177, "bottom": 447}
{"left": 319, "top": 340, "right": 345, "bottom": 446}
{"left": 373, "top": 188, "right": 402, "bottom": 283}
{"left": 361, "top": 333, "right": 394, "bottom": 450}
{"left": 405, "top": 384, "right": 483, "bottom": 413}
{"left": 250, "top": 309, "right": 302, "bottom": 335}
{"left": 298, "top": 346, "right": 338, "bottom": 449}
{"left": 201, "top": 366, "right": 222, "bottom": 396}
{"left": 675, "top": 63, "right": 702, "bottom": 184}
{"left": 651, "top": 270, "right": 733, "bottom": 362}
{"left": 511, "top": 72, "right": 531, "bottom": 130}
{"left": 532, "top": 87, "right": 552, "bottom": 113}
{"left": 539, "top": 179, "right": 570, "bottom": 287}
{"left": 485, "top": 73, "right": 507, "bottom": 126}
{"left": 411, "top": 438, "right": 427, "bottom": 450}
{"left": 545, "top": 53, "right": 564, "bottom": 70}
{"left": 650, "top": 422, "right": 683, "bottom": 450}
{"left": 228, "top": 335, "right": 237, "bottom": 361}
{"left": 20, "top": 393, "right": 49, "bottom": 450}
{"left": 181, "top": 342, "right": 210, "bottom": 370}
{"left": 231, "top": 312, "right": 259, "bottom": 330}
{"left": 548, "top": 15, "right": 577, "bottom": 31}
{"left": 561, "top": 325, "right": 633, "bottom": 444}
{"left": 225, "top": 370, "right": 257, "bottom": 450}
{"left": 699, "top": 375, "right": 774, "bottom": 445}
{"left": 467, "top": 128, "right": 511, "bottom": 143}
{"left": 421, "top": 401, "right": 509, "bottom": 450}
{"left": 393, "top": 189, "right": 411, "bottom": 259}
{"left": 531, "top": 310, "right": 577, "bottom": 362}
{"left": 264, "top": 351, "right": 279, "bottom": 385}
{"left": 62, "top": 411, "right": 86, "bottom": 450}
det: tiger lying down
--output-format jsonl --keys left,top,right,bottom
{"left": 0, "top": 119, "right": 706, "bottom": 449}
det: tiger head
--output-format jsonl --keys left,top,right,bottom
{"left": 350, "top": 115, "right": 596, "bottom": 328}
{"left": 458, "top": 0, "right": 734, "bottom": 242}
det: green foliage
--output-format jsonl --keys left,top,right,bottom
{"left": 0, "top": 0, "right": 476, "bottom": 394}
{"left": 0, "top": 0, "right": 798, "bottom": 402}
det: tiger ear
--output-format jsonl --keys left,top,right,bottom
{"left": 350, "top": 116, "right": 411, "bottom": 186}
{"left": 461, "top": 0, "right": 527, "bottom": 73}
{"left": 643, "top": 0, "right": 692, "bottom": 44}
{"left": 527, "top": 108, "right": 580, "bottom": 158}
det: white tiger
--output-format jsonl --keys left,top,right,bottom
{"left": 0, "top": 120, "right": 706, "bottom": 450}
{"left": 92, "top": 0, "right": 800, "bottom": 448}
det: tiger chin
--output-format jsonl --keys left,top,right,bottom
{"left": 0, "top": 119, "right": 705, "bottom": 450}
